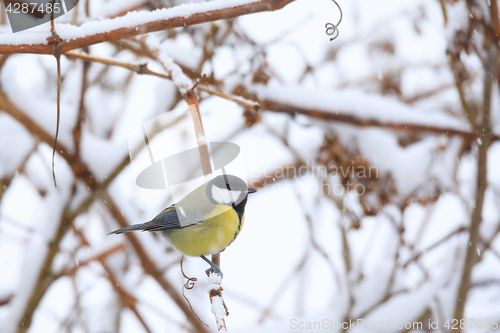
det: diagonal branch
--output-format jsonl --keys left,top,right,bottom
{"left": 0, "top": 0, "right": 296, "bottom": 55}
{"left": 402, "top": 227, "right": 468, "bottom": 269}
{"left": 64, "top": 50, "right": 259, "bottom": 110}
{"left": 260, "top": 100, "right": 500, "bottom": 142}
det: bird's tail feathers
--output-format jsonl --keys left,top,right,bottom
{"left": 108, "top": 223, "right": 148, "bottom": 235}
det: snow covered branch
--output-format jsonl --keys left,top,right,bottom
{"left": 260, "top": 97, "right": 500, "bottom": 142}
{"left": 65, "top": 51, "right": 259, "bottom": 112}
{"left": 0, "top": 0, "right": 296, "bottom": 54}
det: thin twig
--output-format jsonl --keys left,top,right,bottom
{"left": 109, "top": 40, "right": 221, "bottom": 86}
{"left": 403, "top": 227, "right": 468, "bottom": 268}
{"left": 51, "top": 54, "right": 61, "bottom": 187}
{"left": 64, "top": 51, "right": 259, "bottom": 110}
{"left": 73, "top": 47, "right": 89, "bottom": 156}
{"left": 65, "top": 51, "right": 171, "bottom": 80}
{"left": 449, "top": 53, "right": 476, "bottom": 127}
{"left": 49, "top": 10, "right": 62, "bottom": 187}
{"left": 59, "top": 243, "right": 126, "bottom": 276}
{"left": 180, "top": 256, "right": 209, "bottom": 328}
{"left": 197, "top": 84, "right": 259, "bottom": 111}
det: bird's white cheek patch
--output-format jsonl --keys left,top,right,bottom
{"left": 211, "top": 185, "right": 242, "bottom": 205}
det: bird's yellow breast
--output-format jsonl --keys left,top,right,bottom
{"left": 165, "top": 205, "right": 244, "bottom": 257}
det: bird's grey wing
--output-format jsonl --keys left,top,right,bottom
{"left": 173, "top": 184, "right": 230, "bottom": 226}
{"left": 109, "top": 205, "right": 187, "bottom": 234}
{"left": 111, "top": 185, "right": 230, "bottom": 234}
{"left": 141, "top": 204, "right": 183, "bottom": 231}
{"left": 112, "top": 205, "right": 206, "bottom": 234}
{"left": 147, "top": 182, "right": 235, "bottom": 231}
{"left": 143, "top": 203, "right": 210, "bottom": 230}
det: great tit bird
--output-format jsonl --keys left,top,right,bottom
{"left": 109, "top": 174, "right": 256, "bottom": 278}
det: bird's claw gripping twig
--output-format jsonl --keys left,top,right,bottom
{"left": 205, "top": 266, "right": 223, "bottom": 278}
{"left": 201, "top": 255, "right": 224, "bottom": 278}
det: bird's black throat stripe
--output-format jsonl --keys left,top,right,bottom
{"left": 228, "top": 196, "right": 247, "bottom": 245}
{"left": 217, "top": 174, "right": 248, "bottom": 246}
{"left": 233, "top": 196, "right": 247, "bottom": 221}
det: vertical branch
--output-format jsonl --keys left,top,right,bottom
{"left": 49, "top": 1, "right": 62, "bottom": 187}
{"left": 52, "top": 55, "right": 61, "bottom": 187}
{"left": 491, "top": 0, "right": 500, "bottom": 41}
{"left": 0, "top": 0, "right": 6, "bottom": 26}
{"left": 449, "top": 52, "right": 476, "bottom": 127}
{"left": 184, "top": 90, "right": 227, "bottom": 331}
{"left": 339, "top": 223, "right": 355, "bottom": 333}
{"left": 439, "top": 0, "right": 448, "bottom": 24}
{"left": 186, "top": 92, "right": 212, "bottom": 176}
{"left": 146, "top": 35, "right": 227, "bottom": 329}
{"left": 73, "top": 47, "right": 89, "bottom": 156}
{"left": 453, "top": 46, "right": 496, "bottom": 329}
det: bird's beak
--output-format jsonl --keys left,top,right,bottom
{"left": 248, "top": 188, "right": 257, "bottom": 194}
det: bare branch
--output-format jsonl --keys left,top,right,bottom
{"left": 260, "top": 99, "right": 500, "bottom": 142}
{"left": 60, "top": 243, "right": 126, "bottom": 276}
{"left": 403, "top": 227, "right": 468, "bottom": 269}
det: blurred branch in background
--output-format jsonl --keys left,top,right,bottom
{"left": 0, "top": 88, "right": 208, "bottom": 332}
{"left": 453, "top": 29, "right": 497, "bottom": 331}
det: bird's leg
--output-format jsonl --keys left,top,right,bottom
{"left": 200, "top": 255, "right": 223, "bottom": 278}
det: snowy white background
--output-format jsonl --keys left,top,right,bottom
{"left": 0, "top": 0, "right": 499, "bottom": 332}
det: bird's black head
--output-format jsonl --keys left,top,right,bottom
{"left": 206, "top": 175, "right": 256, "bottom": 206}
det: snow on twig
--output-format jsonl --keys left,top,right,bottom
{"left": 207, "top": 273, "right": 228, "bottom": 331}
{"left": 143, "top": 35, "right": 193, "bottom": 95}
